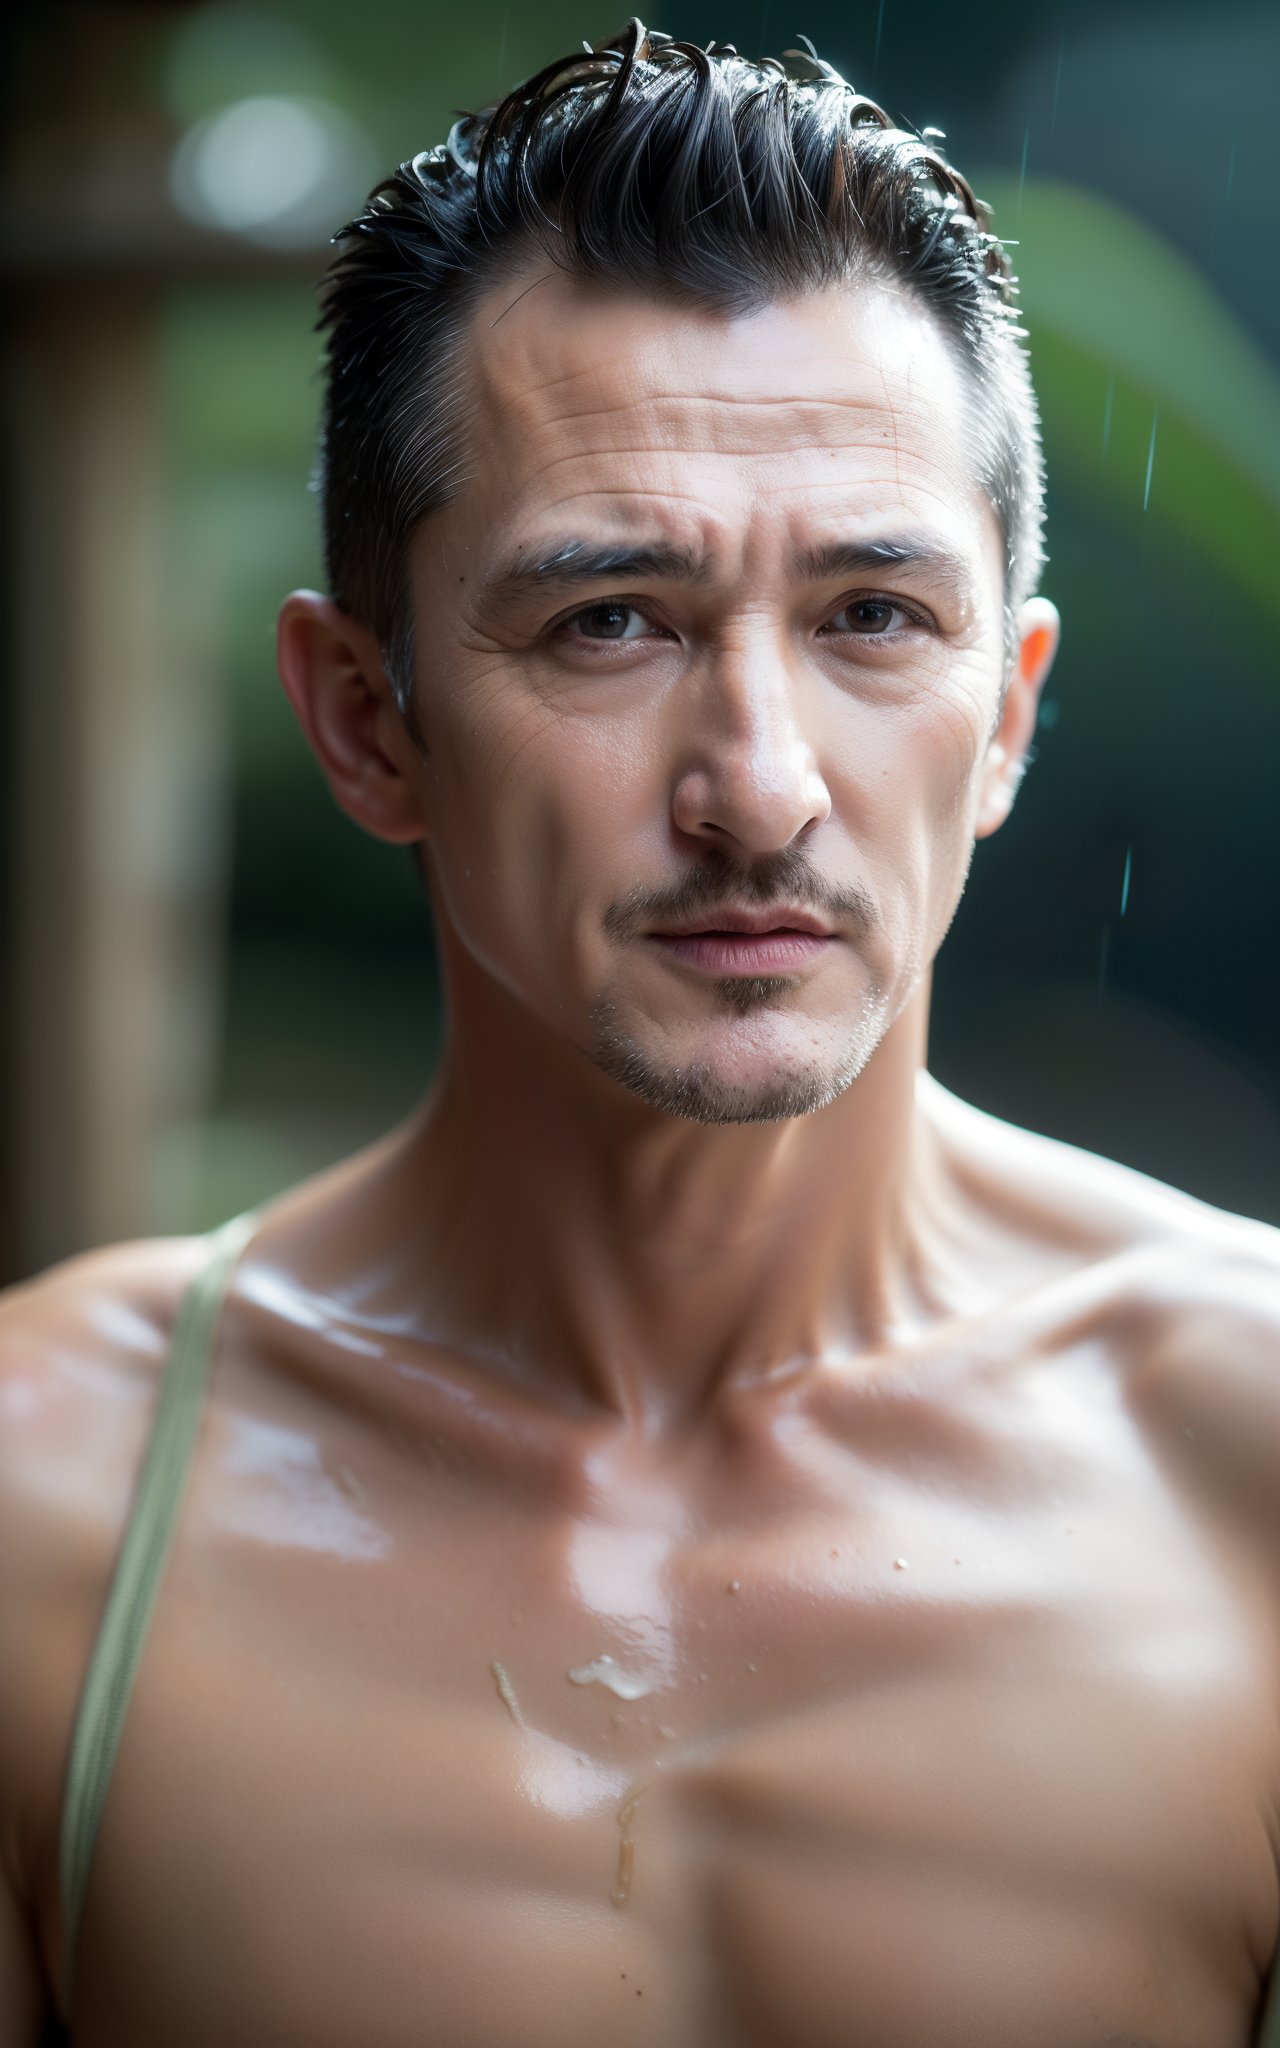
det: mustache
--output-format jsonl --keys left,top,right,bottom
{"left": 602, "top": 847, "right": 879, "bottom": 943}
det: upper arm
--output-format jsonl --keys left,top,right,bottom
{"left": 1124, "top": 1225, "right": 1280, "bottom": 1613}
{"left": 0, "top": 1241, "right": 193, "bottom": 2036}
{"left": 0, "top": 1272, "right": 92, "bottom": 2039}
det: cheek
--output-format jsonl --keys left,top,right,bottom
{"left": 423, "top": 682, "right": 658, "bottom": 973}
{"left": 839, "top": 689, "right": 988, "bottom": 928}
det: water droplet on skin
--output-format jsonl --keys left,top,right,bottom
{"left": 746, "top": 1661, "right": 759, "bottom": 1674}
{"left": 726, "top": 1579, "right": 741, "bottom": 1593}
{"left": 612, "top": 1837, "right": 635, "bottom": 1906}
{"left": 567, "top": 1654, "right": 656, "bottom": 1700}
{"left": 894, "top": 1557, "right": 909, "bottom": 1570}
{"left": 490, "top": 1660, "right": 526, "bottom": 1728}
{"left": 658, "top": 1725, "right": 677, "bottom": 1739}
{"left": 612, "top": 1784, "right": 650, "bottom": 1906}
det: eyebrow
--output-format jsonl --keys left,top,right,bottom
{"left": 796, "top": 536, "right": 975, "bottom": 606}
{"left": 480, "top": 532, "right": 976, "bottom": 609}
{"left": 482, "top": 537, "right": 713, "bottom": 606}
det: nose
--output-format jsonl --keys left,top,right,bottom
{"left": 669, "top": 632, "right": 832, "bottom": 857}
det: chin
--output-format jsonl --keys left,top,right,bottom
{"left": 587, "top": 994, "right": 886, "bottom": 1127}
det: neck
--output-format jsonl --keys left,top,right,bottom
{"left": 354, "top": 953, "right": 959, "bottom": 1431}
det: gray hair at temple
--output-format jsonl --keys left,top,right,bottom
{"left": 315, "top": 18, "right": 1047, "bottom": 746}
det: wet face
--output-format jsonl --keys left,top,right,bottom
{"left": 406, "top": 269, "right": 1010, "bottom": 1125}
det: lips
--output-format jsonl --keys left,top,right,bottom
{"left": 651, "top": 908, "right": 834, "bottom": 939}
{"left": 647, "top": 927, "right": 835, "bottom": 976}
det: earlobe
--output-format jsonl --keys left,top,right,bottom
{"left": 276, "top": 591, "right": 427, "bottom": 846}
{"left": 974, "top": 597, "right": 1061, "bottom": 841}
{"left": 974, "top": 744, "right": 1012, "bottom": 837}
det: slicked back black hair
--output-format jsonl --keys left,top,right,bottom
{"left": 317, "top": 19, "right": 1046, "bottom": 734}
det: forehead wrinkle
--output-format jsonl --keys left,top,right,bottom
{"left": 491, "top": 435, "right": 970, "bottom": 515}
{"left": 481, "top": 345, "right": 955, "bottom": 433}
{"left": 482, "top": 447, "right": 988, "bottom": 531}
{"left": 489, "top": 484, "right": 739, "bottom": 552}
{"left": 480, "top": 293, "right": 951, "bottom": 399}
{"left": 499, "top": 390, "right": 932, "bottom": 450}
{"left": 470, "top": 273, "right": 976, "bottom": 478}
{"left": 481, "top": 432, "right": 976, "bottom": 550}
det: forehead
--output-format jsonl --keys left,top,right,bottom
{"left": 449, "top": 266, "right": 1000, "bottom": 587}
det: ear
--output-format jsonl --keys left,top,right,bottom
{"left": 276, "top": 592, "right": 426, "bottom": 845}
{"left": 974, "top": 596, "right": 1061, "bottom": 840}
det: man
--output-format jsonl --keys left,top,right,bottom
{"left": 2, "top": 21, "right": 1278, "bottom": 2046}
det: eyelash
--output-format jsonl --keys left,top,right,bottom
{"left": 549, "top": 595, "right": 932, "bottom": 652}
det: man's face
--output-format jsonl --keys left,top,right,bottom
{"left": 406, "top": 269, "right": 1010, "bottom": 1125}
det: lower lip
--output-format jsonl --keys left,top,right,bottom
{"left": 649, "top": 931, "right": 835, "bottom": 973}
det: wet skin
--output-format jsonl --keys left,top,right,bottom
{"left": 3, "top": 274, "right": 1280, "bottom": 2046}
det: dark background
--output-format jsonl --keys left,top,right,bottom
{"left": 3, "top": 0, "right": 1277, "bottom": 1280}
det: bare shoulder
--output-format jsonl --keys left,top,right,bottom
{"left": 1116, "top": 1195, "right": 1280, "bottom": 1548}
{"left": 0, "top": 1232, "right": 213, "bottom": 1540}
{"left": 0, "top": 1235, "right": 212, "bottom": 1938}
{"left": 926, "top": 1074, "right": 1280, "bottom": 1536}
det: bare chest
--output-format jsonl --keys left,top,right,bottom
{"left": 56, "top": 1355, "right": 1280, "bottom": 2048}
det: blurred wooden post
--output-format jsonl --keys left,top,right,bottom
{"left": 1, "top": 3, "right": 317, "bottom": 1281}
{"left": 5, "top": 285, "right": 225, "bottom": 1273}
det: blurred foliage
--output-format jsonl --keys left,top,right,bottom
{"left": 981, "top": 174, "right": 1280, "bottom": 641}
{"left": 167, "top": 286, "right": 322, "bottom": 468}
{"left": 165, "top": 286, "right": 434, "bottom": 950}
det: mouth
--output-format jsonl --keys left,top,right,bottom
{"left": 650, "top": 907, "right": 835, "bottom": 940}
{"left": 647, "top": 924, "right": 836, "bottom": 976}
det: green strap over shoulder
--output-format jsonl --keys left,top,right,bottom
{"left": 57, "top": 1209, "right": 260, "bottom": 2016}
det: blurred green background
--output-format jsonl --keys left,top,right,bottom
{"left": 3, "top": 0, "right": 1277, "bottom": 1280}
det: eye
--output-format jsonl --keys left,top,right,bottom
{"left": 557, "top": 601, "right": 663, "bottom": 644}
{"left": 822, "top": 596, "right": 925, "bottom": 640}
